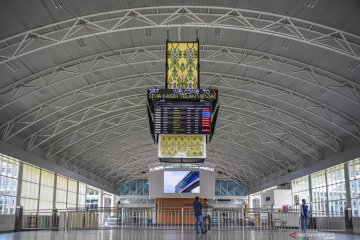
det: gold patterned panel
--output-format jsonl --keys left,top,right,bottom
{"left": 158, "top": 135, "right": 206, "bottom": 158}
{"left": 166, "top": 42, "right": 199, "bottom": 89}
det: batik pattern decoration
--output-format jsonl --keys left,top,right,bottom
{"left": 158, "top": 135, "right": 206, "bottom": 159}
{"left": 166, "top": 42, "right": 199, "bottom": 89}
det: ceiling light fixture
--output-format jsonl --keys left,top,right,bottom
{"left": 281, "top": 39, "right": 292, "bottom": 49}
{"left": 348, "top": 60, "right": 360, "bottom": 72}
{"left": 145, "top": 28, "right": 152, "bottom": 38}
{"left": 51, "top": 0, "right": 64, "bottom": 9}
{"left": 304, "top": 0, "right": 319, "bottom": 8}
{"left": 6, "top": 61, "right": 20, "bottom": 71}
{"left": 76, "top": 38, "right": 87, "bottom": 49}
{"left": 214, "top": 28, "right": 222, "bottom": 37}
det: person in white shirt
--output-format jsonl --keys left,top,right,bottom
{"left": 202, "top": 199, "right": 213, "bottom": 231}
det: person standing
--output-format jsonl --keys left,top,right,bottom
{"left": 115, "top": 200, "right": 121, "bottom": 225}
{"left": 193, "top": 196, "right": 206, "bottom": 234}
{"left": 202, "top": 199, "right": 212, "bottom": 231}
{"left": 300, "top": 199, "right": 309, "bottom": 233}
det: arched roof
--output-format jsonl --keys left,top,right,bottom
{"left": 0, "top": 0, "right": 359, "bottom": 191}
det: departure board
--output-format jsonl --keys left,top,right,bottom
{"left": 154, "top": 102, "right": 211, "bottom": 134}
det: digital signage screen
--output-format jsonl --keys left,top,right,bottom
{"left": 164, "top": 171, "right": 200, "bottom": 193}
{"left": 154, "top": 102, "right": 211, "bottom": 134}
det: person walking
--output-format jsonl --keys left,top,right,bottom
{"left": 300, "top": 199, "right": 309, "bottom": 233}
{"left": 193, "top": 196, "right": 206, "bottom": 234}
{"left": 202, "top": 198, "right": 212, "bottom": 231}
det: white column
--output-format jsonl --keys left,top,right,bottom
{"left": 308, "top": 175, "right": 313, "bottom": 212}
{"left": 15, "top": 163, "right": 23, "bottom": 207}
{"left": 76, "top": 181, "right": 79, "bottom": 210}
{"left": 98, "top": 190, "right": 104, "bottom": 208}
{"left": 112, "top": 194, "right": 116, "bottom": 208}
{"left": 53, "top": 174, "right": 57, "bottom": 209}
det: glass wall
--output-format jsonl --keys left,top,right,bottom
{"left": 311, "top": 170, "right": 326, "bottom": 213}
{"left": 215, "top": 179, "right": 247, "bottom": 196}
{"left": 20, "top": 164, "right": 40, "bottom": 211}
{"left": 349, "top": 159, "right": 360, "bottom": 216}
{"left": 55, "top": 175, "right": 67, "bottom": 209}
{"left": 292, "top": 161, "right": 352, "bottom": 215}
{"left": 327, "top": 165, "right": 346, "bottom": 215}
{"left": 292, "top": 176, "right": 310, "bottom": 205}
{"left": 67, "top": 179, "right": 77, "bottom": 209}
{"left": 117, "top": 179, "right": 149, "bottom": 196}
{"left": 0, "top": 153, "right": 115, "bottom": 214}
{"left": 39, "top": 170, "right": 55, "bottom": 210}
{"left": 86, "top": 188, "right": 99, "bottom": 209}
{"left": 78, "top": 183, "right": 86, "bottom": 208}
{"left": 0, "top": 155, "right": 19, "bottom": 214}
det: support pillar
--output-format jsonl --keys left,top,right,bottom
{"left": 344, "top": 163, "right": 353, "bottom": 231}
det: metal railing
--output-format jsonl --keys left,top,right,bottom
{"left": 19, "top": 207, "right": 346, "bottom": 232}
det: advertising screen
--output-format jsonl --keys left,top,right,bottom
{"left": 164, "top": 171, "right": 200, "bottom": 193}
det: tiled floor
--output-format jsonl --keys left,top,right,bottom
{"left": 0, "top": 229, "right": 359, "bottom": 240}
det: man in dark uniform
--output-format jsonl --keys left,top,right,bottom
{"left": 193, "top": 196, "right": 206, "bottom": 234}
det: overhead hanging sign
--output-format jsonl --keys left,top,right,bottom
{"left": 166, "top": 41, "right": 199, "bottom": 89}
{"left": 147, "top": 89, "right": 218, "bottom": 102}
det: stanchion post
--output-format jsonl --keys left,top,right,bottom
{"left": 181, "top": 208, "right": 184, "bottom": 231}
{"left": 15, "top": 206, "right": 23, "bottom": 231}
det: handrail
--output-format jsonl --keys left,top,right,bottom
{"left": 18, "top": 207, "right": 346, "bottom": 232}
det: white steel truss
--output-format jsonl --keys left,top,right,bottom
{"left": 0, "top": 6, "right": 359, "bottom": 190}
{"left": 0, "top": 6, "right": 359, "bottom": 65}
{"left": 1, "top": 47, "right": 359, "bottom": 146}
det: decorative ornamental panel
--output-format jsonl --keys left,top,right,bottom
{"left": 166, "top": 42, "right": 199, "bottom": 89}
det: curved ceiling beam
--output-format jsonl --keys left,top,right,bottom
{"left": 79, "top": 141, "right": 155, "bottom": 174}
{"left": 60, "top": 130, "right": 152, "bottom": 167}
{"left": 1, "top": 46, "right": 359, "bottom": 122}
{"left": 25, "top": 102, "right": 146, "bottom": 151}
{"left": 0, "top": 6, "right": 359, "bottom": 65}
{"left": 74, "top": 125, "right": 290, "bottom": 178}
{"left": 23, "top": 83, "right": 344, "bottom": 158}
{"left": 47, "top": 115, "right": 146, "bottom": 158}
{"left": 215, "top": 128, "right": 304, "bottom": 166}
{"left": 210, "top": 146, "right": 279, "bottom": 172}
{"left": 70, "top": 123, "right": 303, "bottom": 176}
{"left": 51, "top": 114, "right": 318, "bottom": 166}
{"left": 106, "top": 153, "right": 253, "bottom": 188}
{"left": 217, "top": 89, "right": 353, "bottom": 144}
{"left": 42, "top": 96, "right": 328, "bottom": 165}
{"left": 219, "top": 118, "right": 319, "bottom": 160}
{"left": 9, "top": 71, "right": 348, "bottom": 152}
{"left": 2, "top": 45, "right": 358, "bottom": 118}
{"left": 55, "top": 116, "right": 292, "bottom": 171}
{"left": 38, "top": 92, "right": 338, "bottom": 163}
{"left": 87, "top": 142, "right": 274, "bottom": 183}
{"left": 222, "top": 107, "right": 339, "bottom": 152}
{"left": 3, "top": 67, "right": 358, "bottom": 152}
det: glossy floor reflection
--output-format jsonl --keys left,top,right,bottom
{"left": 0, "top": 229, "right": 359, "bottom": 240}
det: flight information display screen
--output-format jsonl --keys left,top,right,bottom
{"left": 154, "top": 102, "right": 211, "bottom": 134}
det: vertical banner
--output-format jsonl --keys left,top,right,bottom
{"left": 166, "top": 41, "right": 199, "bottom": 89}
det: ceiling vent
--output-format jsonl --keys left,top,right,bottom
{"left": 214, "top": 28, "right": 222, "bottom": 37}
{"left": 6, "top": 60, "right": 20, "bottom": 72}
{"left": 76, "top": 38, "right": 86, "bottom": 49}
{"left": 51, "top": 0, "right": 64, "bottom": 8}
{"left": 281, "top": 39, "right": 292, "bottom": 49}
{"left": 348, "top": 60, "right": 360, "bottom": 72}
{"left": 208, "top": 62, "right": 215, "bottom": 66}
{"left": 145, "top": 28, "right": 152, "bottom": 38}
{"left": 304, "top": 0, "right": 319, "bottom": 8}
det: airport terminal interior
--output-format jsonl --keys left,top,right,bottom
{"left": 0, "top": 0, "right": 360, "bottom": 239}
